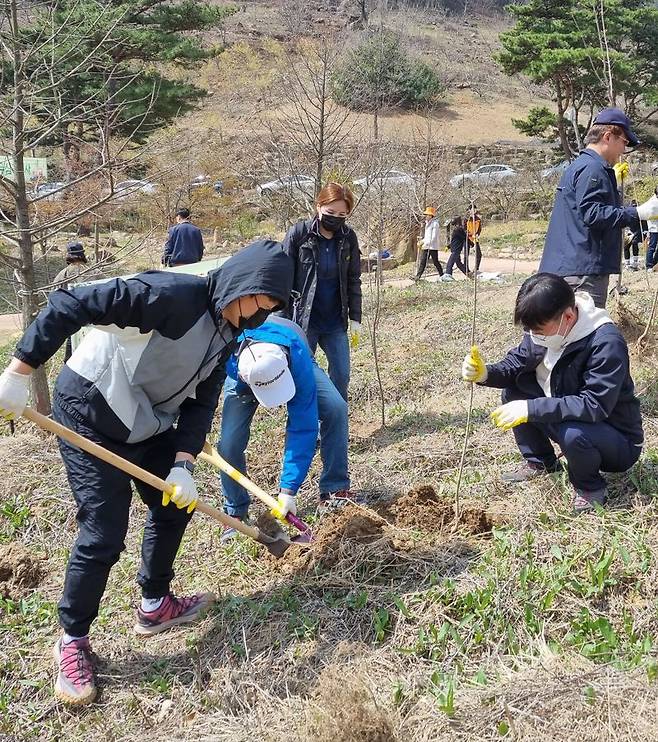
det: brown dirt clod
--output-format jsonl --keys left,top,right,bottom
{"left": 390, "top": 484, "right": 497, "bottom": 535}
{"left": 0, "top": 542, "right": 44, "bottom": 600}
{"left": 266, "top": 504, "right": 388, "bottom": 573}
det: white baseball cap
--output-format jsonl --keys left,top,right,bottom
{"left": 237, "top": 342, "right": 296, "bottom": 408}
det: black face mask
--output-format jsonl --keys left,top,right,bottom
{"left": 320, "top": 213, "right": 346, "bottom": 232}
{"left": 237, "top": 307, "right": 270, "bottom": 331}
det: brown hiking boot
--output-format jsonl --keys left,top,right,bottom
{"left": 501, "top": 461, "right": 562, "bottom": 484}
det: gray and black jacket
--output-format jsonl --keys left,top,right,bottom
{"left": 281, "top": 217, "right": 362, "bottom": 333}
{"left": 15, "top": 240, "right": 292, "bottom": 455}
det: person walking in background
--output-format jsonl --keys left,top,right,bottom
{"left": 441, "top": 216, "right": 469, "bottom": 281}
{"left": 414, "top": 206, "right": 443, "bottom": 281}
{"left": 282, "top": 182, "right": 362, "bottom": 403}
{"left": 465, "top": 206, "right": 482, "bottom": 274}
{"left": 623, "top": 201, "right": 646, "bottom": 271}
{"left": 52, "top": 242, "right": 102, "bottom": 362}
{"left": 646, "top": 187, "right": 658, "bottom": 270}
{"left": 540, "top": 107, "right": 658, "bottom": 307}
{"left": 162, "top": 208, "right": 204, "bottom": 267}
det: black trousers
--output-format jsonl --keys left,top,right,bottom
{"left": 445, "top": 248, "right": 468, "bottom": 276}
{"left": 416, "top": 250, "right": 443, "bottom": 278}
{"left": 54, "top": 399, "right": 193, "bottom": 636}
{"left": 466, "top": 240, "right": 482, "bottom": 272}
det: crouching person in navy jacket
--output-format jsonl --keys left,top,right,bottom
{"left": 462, "top": 273, "right": 643, "bottom": 514}
{"left": 0, "top": 240, "right": 292, "bottom": 706}
{"left": 217, "top": 316, "right": 356, "bottom": 538}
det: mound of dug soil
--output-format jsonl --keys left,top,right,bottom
{"left": 390, "top": 485, "right": 496, "bottom": 535}
{"left": 265, "top": 505, "right": 390, "bottom": 573}
{"left": 0, "top": 542, "right": 44, "bottom": 600}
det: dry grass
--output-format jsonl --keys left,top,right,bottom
{"left": 3, "top": 269, "right": 658, "bottom": 740}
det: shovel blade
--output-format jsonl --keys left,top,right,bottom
{"left": 255, "top": 527, "right": 292, "bottom": 558}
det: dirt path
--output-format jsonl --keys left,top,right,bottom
{"left": 378, "top": 252, "right": 541, "bottom": 288}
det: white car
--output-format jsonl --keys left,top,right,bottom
{"left": 353, "top": 170, "right": 416, "bottom": 189}
{"left": 449, "top": 164, "right": 518, "bottom": 188}
{"left": 541, "top": 161, "right": 570, "bottom": 179}
{"left": 33, "top": 181, "right": 68, "bottom": 200}
{"left": 256, "top": 175, "right": 316, "bottom": 198}
{"left": 114, "top": 179, "right": 158, "bottom": 198}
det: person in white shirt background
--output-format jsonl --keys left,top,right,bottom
{"left": 414, "top": 206, "right": 444, "bottom": 281}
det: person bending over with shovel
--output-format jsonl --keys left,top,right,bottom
{"left": 461, "top": 273, "right": 643, "bottom": 514}
{"left": 0, "top": 239, "right": 292, "bottom": 706}
{"left": 216, "top": 315, "right": 358, "bottom": 538}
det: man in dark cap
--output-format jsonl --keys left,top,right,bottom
{"left": 540, "top": 107, "right": 658, "bottom": 307}
{"left": 52, "top": 242, "right": 102, "bottom": 361}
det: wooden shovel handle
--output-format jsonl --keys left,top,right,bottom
{"left": 199, "top": 442, "right": 311, "bottom": 534}
{"left": 22, "top": 407, "right": 262, "bottom": 542}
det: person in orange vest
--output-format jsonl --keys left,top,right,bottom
{"left": 465, "top": 206, "right": 482, "bottom": 274}
{"left": 414, "top": 206, "right": 444, "bottom": 281}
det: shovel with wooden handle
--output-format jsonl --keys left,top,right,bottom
{"left": 199, "top": 441, "right": 313, "bottom": 543}
{"left": 22, "top": 407, "right": 292, "bottom": 558}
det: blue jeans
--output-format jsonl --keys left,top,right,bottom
{"left": 218, "top": 366, "right": 350, "bottom": 517}
{"left": 305, "top": 327, "right": 350, "bottom": 402}
{"left": 502, "top": 387, "right": 641, "bottom": 491}
{"left": 647, "top": 232, "right": 658, "bottom": 268}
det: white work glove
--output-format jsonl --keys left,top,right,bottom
{"left": 271, "top": 492, "right": 296, "bottom": 521}
{"left": 461, "top": 346, "right": 488, "bottom": 383}
{"left": 490, "top": 400, "right": 529, "bottom": 431}
{"left": 350, "top": 320, "right": 362, "bottom": 350}
{"left": 162, "top": 466, "right": 198, "bottom": 513}
{"left": 636, "top": 195, "right": 658, "bottom": 221}
{"left": 0, "top": 368, "right": 30, "bottom": 419}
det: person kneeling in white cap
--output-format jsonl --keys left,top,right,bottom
{"left": 217, "top": 316, "right": 356, "bottom": 539}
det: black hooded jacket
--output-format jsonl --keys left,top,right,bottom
{"left": 15, "top": 240, "right": 292, "bottom": 453}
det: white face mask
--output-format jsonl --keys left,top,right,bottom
{"left": 530, "top": 313, "right": 568, "bottom": 352}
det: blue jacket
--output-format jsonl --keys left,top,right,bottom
{"left": 15, "top": 241, "right": 292, "bottom": 453}
{"left": 541, "top": 149, "right": 639, "bottom": 276}
{"left": 483, "top": 324, "right": 643, "bottom": 444}
{"left": 225, "top": 317, "right": 318, "bottom": 495}
{"left": 163, "top": 221, "right": 204, "bottom": 266}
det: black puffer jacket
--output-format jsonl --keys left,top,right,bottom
{"left": 281, "top": 217, "right": 361, "bottom": 332}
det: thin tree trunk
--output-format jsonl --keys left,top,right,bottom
{"left": 10, "top": 0, "right": 51, "bottom": 414}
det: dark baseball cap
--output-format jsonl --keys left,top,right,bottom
{"left": 66, "top": 241, "right": 87, "bottom": 260}
{"left": 592, "top": 107, "right": 640, "bottom": 147}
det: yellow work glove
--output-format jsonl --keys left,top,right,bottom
{"left": 461, "top": 345, "right": 487, "bottom": 383}
{"left": 490, "top": 400, "right": 529, "bottom": 431}
{"left": 350, "top": 320, "right": 362, "bottom": 350}
{"left": 162, "top": 466, "right": 198, "bottom": 513}
{"left": 613, "top": 161, "right": 629, "bottom": 186}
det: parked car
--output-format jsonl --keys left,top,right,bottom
{"left": 32, "top": 181, "right": 68, "bottom": 200}
{"left": 449, "top": 164, "right": 518, "bottom": 188}
{"left": 114, "top": 179, "right": 157, "bottom": 199}
{"left": 256, "top": 175, "right": 316, "bottom": 198}
{"left": 541, "top": 160, "right": 570, "bottom": 179}
{"left": 353, "top": 169, "right": 417, "bottom": 190}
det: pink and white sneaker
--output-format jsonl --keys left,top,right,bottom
{"left": 53, "top": 637, "right": 97, "bottom": 706}
{"left": 134, "top": 592, "right": 215, "bottom": 636}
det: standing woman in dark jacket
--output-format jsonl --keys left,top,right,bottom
{"left": 282, "top": 182, "right": 362, "bottom": 402}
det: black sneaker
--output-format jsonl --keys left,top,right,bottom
{"left": 501, "top": 461, "right": 562, "bottom": 484}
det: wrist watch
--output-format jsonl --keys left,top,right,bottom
{"left": 172, "top": 460, "right": 195, "bottom": 474}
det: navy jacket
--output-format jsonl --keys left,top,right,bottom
{"left": 163, "top": 221, "right": 204, "bottom": 266}
{"left": 541, "top": 149, "right": 639, "bottom": 276}
{"left": 282, "top": 217, "right": 362, "bottom": 333}
{"left": 484, "top": 324, "right": 643, "bottom": 444}
{"left": 15, "top": 240, "right": 292, "bottom": 453}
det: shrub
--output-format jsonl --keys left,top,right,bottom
{"left": 331, "top": 31, "right": 443, "bottom": 112}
